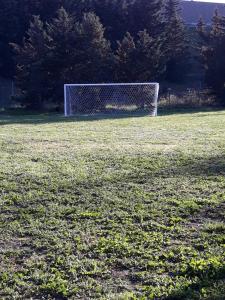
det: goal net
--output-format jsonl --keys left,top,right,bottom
{"left": 64, "top": 83, "right": 159, "bottom": 116}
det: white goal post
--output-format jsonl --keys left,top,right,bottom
{"left": 64, "top": 83, "right": 159, "bottom": 116}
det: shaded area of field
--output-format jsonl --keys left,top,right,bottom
{"left": 0, "top": 110, "right": 225, "bottom": 299}
{"left": 0, "top": 107, "right": 224, "bottom": 126}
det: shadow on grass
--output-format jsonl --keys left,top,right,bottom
{"left": 0, "top": 107, "right": 224, "bottom": 125}
{"left": 173, "top": 155, "right": 225, "bottom": 177}
{"left": 0, "top": 109, "right": 149, "bottom": 125}
{"left": 166, "top": 265, "right": 225, "bottom": 300}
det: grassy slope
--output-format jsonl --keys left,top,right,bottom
{"left": 0, "top": 110, "right": 225, "bottom": 300}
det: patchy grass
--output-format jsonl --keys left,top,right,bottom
{"left": 0, "top": 109, "right": 225, "bottom": 299}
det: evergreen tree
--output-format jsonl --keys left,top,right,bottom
{"left": 11, "top": 16, "right": 51, "bottom": 108}
{"left": 116, "top": 30, "right": 165, "bottom": 82}
{"left": 135, "top": 30, "right": 166, "bottom": 81}
{"left": 0, "top": 0, "right": 62, "bottom": 79}
{"left": 198, "top": 10, "right": 225, "bottom": 104}
{"left": 164, "top": 0, "right": 188, "bottom": 82}
{"left": 115, "top": 0, "right": 168, "bottom": 83}
{"left": 93, "top": 0, "right": 130, "bottom": 44}
{"left": 62, "top": 0, "right": 130, "bottom": 43}
{"left": 0, "top": 0, "right": 18, "bottom": 77}
{"left": 0, "top": 0, "right": 191, "bottom": 109}
{"left": 46, "top": 7, "right": 77, "bottom": 104}
{"left": 73, "top": 12, "right": 113, "bottom": 83}
{"left": 116, "top": 32, "right": 136, "bottom": 81}
{"left": 129, "top": 0, "right": 165, "bottom": 37}
{"left": 62, "top": 0, "right": 94, "bottom": 19}
{"left": 48, "top": 9, "right": 113, "bottom": 86}
{"left": 12, "top": 8, "right": 113, "bottom": 110}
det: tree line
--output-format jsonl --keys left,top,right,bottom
{"left": 0, "top": 0, "right": 188, "bottom": 109}
{"left": 3, "top": 0, "right": 225, "bottom": 109}
{"left": 198, "top": 10, "right": 225, "bottom": 105}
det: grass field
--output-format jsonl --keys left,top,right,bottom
{"left": 0, "top": 109, "right": 225, "bottom": 299}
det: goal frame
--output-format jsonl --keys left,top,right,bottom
{"left": 64, "top": 82, "right": 160, "bottom": 117}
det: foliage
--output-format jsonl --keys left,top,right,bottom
{"left": 0, "top": 0, "right": 190, "bottom": 109}
{"left": 198, "top": 10, "right": 225, "bottom": 105}
{"left": 164, "top": 0, "right": 189, "bottom": 82}
{"left": 129, "top": 0, "right": 165, "bottom": 37}
{"left": 11, "top": 16, "right": 51, "bottom": 109}
{"left": 0, "top": 0, "right": 62, "bottom": 78}
{"left": 0, "top": 0, "right": 19, "bottom": 77}
{"left": 116, "top": 30, "right": 166, "bottom": 82}
{"left": 12, "top": 8, "right": 113, "bottom": 108}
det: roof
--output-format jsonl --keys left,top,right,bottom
{"left": 181, "top": 0, "right": 225, "bottom": 25}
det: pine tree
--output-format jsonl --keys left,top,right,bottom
{"left": 116, "top": 30, "right": 165, "bottom": 82}
{"left": 0, "top": 0, "right": 171, "bottom": 88}
{"left": 0, "top": 0, "right": 18, "bottom": 77}
{"left": 129, "top": 0, "right": 165, "bottom": 37}
{"left": 73, "top": 12, "right": 114, "bottom": 112}
{"left": 164, "top": 0, "right": 188, "bottom": 82}
{"left": 115, "top": 0, "right": 167, "bottom": 83}
{"left": 198, "top": 10, "right": 225, "bottom": 104}
{"left": 74, "top": 12, "right": 113, "bottom": 83}
{"left": 12, "top": 7, "right": 113, "bottom": 110}
{"left": 0, "top": 0, "right": 62, "bottom": 79}
{"left": 1, "top": 0, "right": 189, "bottom": 109}
{"left": 35, "top": 0, "right": 62, "bottom": 21}
{"left": 116, "top": 32, "right": 136, "bottom": 81}
{"left": 11, "top": 16, "right": 51, "bottom": 108}
{"left": 46, "top": 7, "right": 76, "bottom": 103}
{"left": 135, "top": 30, "right": 166, "bottom": 81}
{"left": 92, "top": 0, "right": 130, "bottom": 44}
{"left": 62, "top": 0, "right": 93, "bottom": 19}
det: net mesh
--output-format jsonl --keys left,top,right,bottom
{"left": 64, "top": 83, "right": 159, "bottom": 116}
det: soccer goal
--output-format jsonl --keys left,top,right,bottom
{"left": 64, "top": 83, "right": 159, "bottom": 117}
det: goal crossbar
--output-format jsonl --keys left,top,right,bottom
{"left": 64, "top": 82, "right": 159, "bottom": 117}
{"left": 64, "top": 83, "right": 159, "bottom": 87}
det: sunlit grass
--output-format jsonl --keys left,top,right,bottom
{"left": 0, "top": 109, "right": 225, "bottom": 299}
